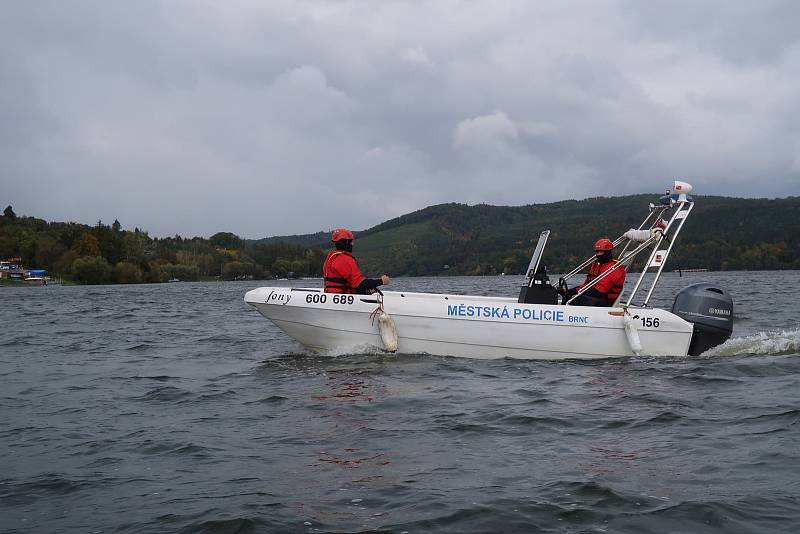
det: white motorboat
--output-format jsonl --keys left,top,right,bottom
{"left": 245, "top": 182, "right": 734, "bottom": 360}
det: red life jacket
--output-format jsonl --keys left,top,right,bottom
{"left": 584, "top": 258, "right": 625, "bottom": 301}
{"left": 323, "top": 250, "right": 357, "bottom": 293}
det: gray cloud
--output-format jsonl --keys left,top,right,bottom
{"left": 1, "top": 0, "right": 798, "bottom": 238}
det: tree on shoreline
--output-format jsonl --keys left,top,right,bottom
{"left": 0, "top": 211, "right": 323, "bottom": 284}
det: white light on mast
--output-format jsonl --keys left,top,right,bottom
{"left": 673, "top": 181, "right": 693, "bottom": 202}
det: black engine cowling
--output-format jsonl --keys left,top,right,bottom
{"left": 671, "top": 283, "right": 734, "bottom": 356}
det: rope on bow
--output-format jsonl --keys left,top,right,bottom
{"left": 369, "top": 289, "right": 385, "bottom": 326}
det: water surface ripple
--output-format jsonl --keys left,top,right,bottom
{"left": 1, "top": 272, "right": 799, "bottom": 533}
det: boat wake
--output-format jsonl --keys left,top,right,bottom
{"left": 702, "top": 328, "right": 800, "bottom": 357}
{"left": 323, "top": 343, "right": 385, "bottom": 357}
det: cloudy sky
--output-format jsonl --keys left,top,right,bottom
{"left": 2, "top": 1, "right": 798, "bottom": 238}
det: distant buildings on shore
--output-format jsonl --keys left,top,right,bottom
{"left": 0, "top": 258, "right": 50, "bottom": 285}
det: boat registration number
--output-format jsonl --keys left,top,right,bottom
{"left": 306, "top": 293, "right": 355, "bottom": 305}
{"left": 636, "top": 316, "right": 660, "bottom": 328}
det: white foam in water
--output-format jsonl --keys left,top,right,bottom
{"left": 702, "top": 328, "right": 800, "bottom": 357}
{"left": 323, "top": 343, "right": 385, "bottom": 357}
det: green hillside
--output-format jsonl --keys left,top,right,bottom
{"left": 2, "top": 194, "right": 798, "bottom": 285}
{"left": 255, "top": 195, "right": 800, "bottom": 276}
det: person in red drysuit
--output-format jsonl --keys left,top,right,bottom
{"left": 560, "top": 238, "right": 626, "bottom": 306}
{"left": 323, "top": 228, "right": 390, "bottom": 294}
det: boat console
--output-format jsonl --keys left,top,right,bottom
{"left": 518, "top": 265, "right": 558, "bottom": 304}
{"left": 518, "top": 230, "right": 559, "bottom": 304}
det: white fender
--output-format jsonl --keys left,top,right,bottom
{"left": 378, "top": 312, "right": 398, "bottom": 353}
{"left": 623, "top": 229, "right": 651, "bottom": 243}
{"left": 623, "top": 314, "right": 643, "bottom": 355}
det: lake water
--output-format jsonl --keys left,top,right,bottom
{"left": 1, "top": 271, "right": 799, "bottom": 533}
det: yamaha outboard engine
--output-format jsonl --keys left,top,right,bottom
{"left": 671, "top": 283, "right": 734, "bottom": 356}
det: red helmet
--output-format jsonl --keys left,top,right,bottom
{"left": 331, "top": 228, "right": 354, "bottom": 242}
{"left": 594, "top": 238, "right": 613, "bottom": 251}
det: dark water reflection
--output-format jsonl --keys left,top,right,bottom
{"left": 1, "top": 272, "right": 798, "bottom": 533}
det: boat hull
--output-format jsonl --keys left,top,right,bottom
{"left": 244, "top": 287, "right": 694, "bottom": 360}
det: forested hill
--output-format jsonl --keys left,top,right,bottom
{"left": 1, "top": 195, "right": 798, "bottom": 285}
{"left": 253, "top": 195, "right": 800, "bottom": 276}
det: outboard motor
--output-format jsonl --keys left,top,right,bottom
{"left": 671, "top": 283, "right": 734, "bottom": 356}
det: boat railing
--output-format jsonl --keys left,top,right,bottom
{"left": 635, "top": 199, "right": 693, "bottom": 307}
{"left": 560, "top": 202, "right": 670, "bottom": 282}
{"left": 565, "top": 233, "right": 661, "bottom": 305}
{"left": 561, "top": 181, "right": 694, "bottom": 308}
